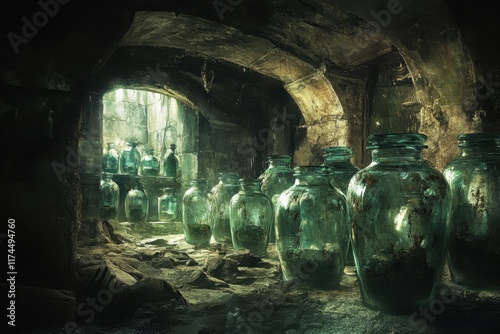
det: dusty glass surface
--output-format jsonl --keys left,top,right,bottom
{"left": 442, "top": 133, "right": 500, "bottom": 289}
{"left": 182, "top": 180, "right": 212, "bottom": 248}
{"left": 230, "top": 179, "right": 273, "bottom": 256}
{"left": 260, "top": 155, "right": 294, "bottom": 242}
{"left": 275, "top": 166, "right": 349, "bottom": 289}
{"left": 347, "top": 133, "right": 451, "bottom": 313}
{"left": 211, "top": 173, "right": 240, "bottom": 244}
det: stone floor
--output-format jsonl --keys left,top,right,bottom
{"left": 27, "top": 221, "right": 500, "bottom": 334}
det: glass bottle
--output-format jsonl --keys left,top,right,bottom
{"left": 230, "top": 179, "right": 273, "bottom": 257}
{"left": 139, "top": 148, "right": 160, "bottom": 176}
{"left": 99, "top": 173, "right": 120, "bottom": 220}
{"left": 125, "top": 183, "right": 148, "bottom": 223}
{"left": 102, "top": 143, "right": 119, "bottom": 173}
{"left": 158, "top": 187, "right": 178, "bottom": 222}
{"left": 211, "top": 172, "right": 240, "bottom": 244}
{"left": 275, "top": 166, "right": 349, "bottom": 289}
{"left": 260, "top": 155, "right": 294, "bottom": 242}
{"left": 182, "top": 180, "right": 212, "bottom": 247}
{"left": 163, "top": 143, "right": 178, "bottom": 178}
{"left": 322, "top": 146, "right": 360, "bottom": 267}
{"left": 120, "top": 142, "right": 141, "bottom": 175}
{"left": 442, "top": 133, "right": 500, "bottom": 289}
{"left": 347, "top": 133, "right": 451, "bottom": 313}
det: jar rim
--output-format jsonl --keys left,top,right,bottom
{"left": 267, "top": 154, "right": 292, "bottom": 161}
{"left": 324, "top": 146, "right": 353, "bottom": 154}
{"left": 293, "top": 166, "right": 330, "bottom": 176}
{"left": 367, "top": 133, "right": 427, "bottom": 149}
{"left": 239, "top": 178, "right": 261, "bottom": 185}
{"left": 218, "top": 172, "right": 240, "bottom": 179}
{"left": 457, "top": 133, "right": 500, "bottom": 146}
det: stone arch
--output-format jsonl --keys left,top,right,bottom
{"left": 119, "top": 11, "right": 347, "bottom": 165}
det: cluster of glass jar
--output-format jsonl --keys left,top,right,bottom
{"left": 102, "top": 142, "right": 178, "bottom": 177}
{"left": 99, "top": 141, "right": 180, "bottom": 224}
{"left": 181, "top": 175, "right": 274, "bottom": 254}
{"left": 346, "top": 133, "right": 500, "bottom": 313}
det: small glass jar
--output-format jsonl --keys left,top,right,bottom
{"left": 125, "top": 184, "right": 148, "bottom": 223}
{"left": 163, "top": 143, "right": 178, "bottom": 178}
{"left": 139, "top": 148, "right": 160, "bottom": 176}
{"left": 182, "top": 180, "right": 212, "bottom": 247}
{"left": 347, "top": 133, "right": 451, "bottom": 313}
{"left": 442, "top": 133, "right": 500, "bottom": 289}
{"left": 158, "top": 187, "right": 178, "bottom": 222}
{"left": 102, "top": 143, "right": 119, "bottom": 173}
{"left": 322, "top": 146, "right": 360, "bottom": 267}
{"left": 275, "top": 166, "right": 349, "bottom": 289}
{"left": 230, "top": 179, "right": 273, "bottom": 256}
{"left": 120, "top": 142, "right": 141, "bottom": 175}
{"left": 99, "top": 173, "right": 120, "bottom": 220}
{"left": 211, "top": 172, "right": 240, "bottom": 244}
{"left": 260, "top": 155, "right": 294, "bottom": 242}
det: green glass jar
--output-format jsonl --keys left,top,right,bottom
{"left": 182, "top": 180, "right": 212, "bottom": 247}
{"left": 442, "top": 133, "right": 500, "bottom": 289}
{"left": 260, "top": 155, "right": 294, "bottom": 242}
{"left": 158, "top": 187, "right": 178, "bottom": 222}
{"left": 120, "top": 142, "right": 141, "bottom": 175}
{"left": 102, "top": 143, "right": 119, "bottom": 173}
{"left": 230, "top": 179, "right": 273, "bottom": 256}
{"left": 322, "top": 146, "right": 360, "bottom": 267}
{"left": 347, "top": 133, "right": 451, "bottom": 313}
{"left": 99, "top": 173, "right": 120, "bottom": 220}
{"left": 125, "top": 184, "right": 148, "bottom": 223}
{"left": 322, "top": 147, "right": 359, "bottom": 193}
{"left": 139, "top": 148, "right": 160, "bottom": 176}
{"left": 275, "top": 166, "right": 349, "bottom": 289}
{"left": 211, "top": 172, "right": 240, "bottom": 244}
{"left": 163, "top": 143, "right": 178, "bottom": 178}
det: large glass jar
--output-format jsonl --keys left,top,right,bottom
{"left": 163, "top": 143, "right": 178, "bottom": 178}
{"left": 211, "top": 172, "right": 240, "bottom": 244}
{"left": 322, "top": 147, "right": 360, "bottom": 267}
{"left": 102, "top": 143, "right": 119, "bottom": 173}
{"left": 139, "top": 148, "right": 160, "bottom": 176}
{"left": 442, "top": 133, "right": 500, "bottom": 289}
{"left": 125, "top": 184, "right": 148, "bottom": 223}
{"left": 99, "top": 173, "right": 120, "bottom": 220}
{"left": 182, "top": 180, "right": 212, "bottom": 247}
{"left": 158, "top": 187, "right": 178, "bottom": 222}
{"left": 347, "top": 133, "right": 451, "bottom": 313}
{"left": 275, "top": 166, "right": 349, "bottom": 289}
{"left": 120, "top": 142, "right": 141, "bottom": 175}
{"left": 230, "top": 179, "right": 273, "bottom": 256}
{"left": 260, "top": 155, "right": 294, "bottom": 242}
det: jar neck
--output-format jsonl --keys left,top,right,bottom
{"left": 323, "top": 147, "right": 353, "bottom": 162}
{"left": 218, "top": 173, "right": 240, "bottom": 185}
{"left": 370, "top": 147, "right": 424, "bottom": 164}
{"left": 267, "top": 155, "right": 292, "bottom": 169}
{"left": 460, "top": 145, "right": 500, "bottom": 157}
{"left": 294, "top": 166, "right": 330, "bottom": 185}
{"left": 190, "top": 180, "right": 208, "bottom": 190}
{"left": 240, "top": 180, "right": 262, "bottom": 192}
